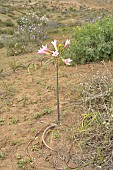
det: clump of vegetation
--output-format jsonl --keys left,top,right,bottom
{"left": 75, "top": 69, "right": 113, "bottom": 170}
{"left": 68, "top": 16, "right": 113, "bottom": 64}
{"left": 4, "top": 19, "right": 14, "bottom": 27}
{"left": 0, "top": 152, "right": 6, "bottom": 159}
{"left": 0, "top": 40, "right": 4, "bottom": 48}
{"left": 16, "top": 154, "right": 32, "bottom": 169}
{"left": 3, "top": 12, "right": 49, "bottom": 56}
{"left": 2, "top": 28, "right": 14, "bottom": 35}
{"left": 9, "top": 59, "right": 23, "bottom": 71}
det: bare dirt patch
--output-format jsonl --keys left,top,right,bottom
{"left": 0, "top": 49, "right": 113, "bottom": 170}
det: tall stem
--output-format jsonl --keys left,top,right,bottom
{"left": 56, "top": 63, "right": 60, "bottom": 124}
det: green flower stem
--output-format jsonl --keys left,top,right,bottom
{"left": 56, "top": 62, "right": 60, "bottom": 124}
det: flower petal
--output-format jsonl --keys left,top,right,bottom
{"left": 37, "top": 49, "right": 49, "bottom": 54}
{"left": 64, "top": 39, "right": 70, "bottom": 48}
{"left": 42, "top": 45, "right": 52, "bottom": 53}
{"left": 37, "top": 44, "right": 52, "bottom": 55}
{"left": 51, "top": 40, "right": 58, "bottom": 51}
{"left": 63, "top": 58, "right": 72, "bottom": 65}
{"left": 52, "top": 51, "right": 59, "bottom": 57}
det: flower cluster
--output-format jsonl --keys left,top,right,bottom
{"left": 16, "top": 13, "right": 48, "bottom": 42}
{"left": 37, "top": 39, "right": 72, "bottom": 65}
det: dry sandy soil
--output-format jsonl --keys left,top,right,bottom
{"left": 0, "top": 48, "right": 113, "bottom": 170}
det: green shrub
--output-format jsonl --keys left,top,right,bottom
{"left": 68, "top": 16, "right": 113, "bottom": 64}
{"left": 4, "top": 19, "right": 14, "bottom": 27}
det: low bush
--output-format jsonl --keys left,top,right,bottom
{"left": 3, "top": 12, "right": 49, "bottom": 56}
{"left": 4, "top": 19, "right": 14, "bottom": 27}
{"left": 68, "top": 16, "right": 113, "bottom": 64}
{"left": 75, "top": 69, "right": 113, "bottom": 170}
{"left": 2, "top": 28, "right": 14, "bottom": 35}
{"left": 3, "top": 35, "right": 34, "bottom": 56}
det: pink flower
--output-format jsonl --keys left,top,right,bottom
{"left": 41, "top": 45, "right": 52, "bottom": 53}
{"left": 52, "top": 51, "right": 59, "bottom": 57}
{"left": 51, "top": 40, "right": 58, "bottom": 51}
{"left": 37, "top": 49, "right": 49, "bottom": 54}
{"left": 37, "top": 45, "right": 52, "bottom": 54}
{"left": 63, "top": 58, "right": 72, "bottom": 65}
{"left": 37, "top": 40, "right": 72, "bottom": 65}
{"left": 64, "top": 39, "right": 70, "bottom": 48}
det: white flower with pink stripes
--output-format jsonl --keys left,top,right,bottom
{"left": 37, "top": 39, "right": 72, "bottom": 65}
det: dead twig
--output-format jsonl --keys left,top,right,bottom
{"left": 42, "top": 123, "right": 57, "bottom": 151}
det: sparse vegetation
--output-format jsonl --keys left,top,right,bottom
{"left": 3, "top": 12, "right": 49, "bottom": 56}
{"left": 74, "top": 69, "right": 113, "bottom": 169}
{"left": 0, "top": 118, "right": 5, "bottom": 125}
{"left": 9, "top": 59, "right": 21, "bottom": 71}
{"left": 0, "top": 1, "right": 113, "bottom": 170}
{"left": 0, "top": 152, "right": 6, "bottom": 159}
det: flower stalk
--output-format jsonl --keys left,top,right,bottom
{"left": 37, "top": 39, "right": 72, "bottom": 124}
{"left": 56, "top": 62, "right": 60, "bottom": 124}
